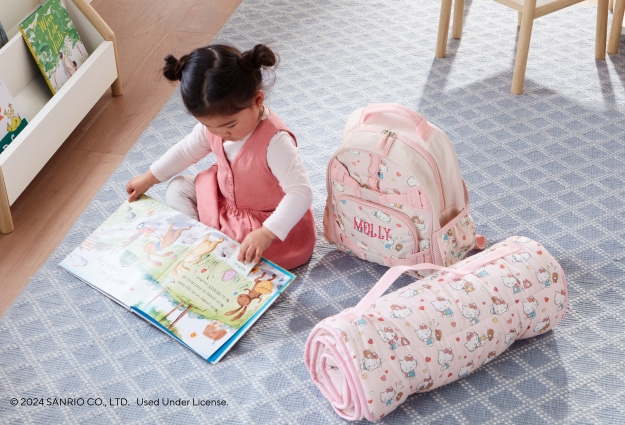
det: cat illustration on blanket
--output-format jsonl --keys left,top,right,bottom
{"left": 461, "top": 303, "right": 481, "bottom": 325}
{"left": 399, "top": 355, "right": 417, "bottom": 379}
{"left": 432, "top": 296, "right": 454, "bottom": 317}
{"left": 379, "top": 387, "right": 396, "bottom": 406}
{"left": 534, "top": 317, "right": 551, "bottom": 333}
{"left": 416, "top": 376, "right": 434, "bottom": 392}
{"left": 400, "top": 283, "right": 430, "bottom": 298}
{"left": 458, "top": 361, "right": 475, "bottom": 378}
{"left": 389, "top": 304, "right": 412, "bottom": 319}
{"left": 438, "top": 348, "right": 454, "bottom": 370}
{"left": 512, "top": 252, "right": 531, "bottom": 262}
{"left": 449, "top": 277, "right": 474, "bottom": 294}
{"left": 490, "top": 297, "right": 509, "bottom": 315}
{"left": 501, "top": 273, "right": 523, "bottom": 293}
{"left": 464, "top": 329, "right": 494, "bottom": 352}
{"left": 522, "top": 296, "right": 538, "bottom": 319}
{"left": 378, "top": 327, "right": 410, "bottom": 350}
{"left": 415, "top": 323, "right": 434, "bottom": 346}
{"left": 555, "top": 290, "right": 566, "bottom": 310}
{"left": 536, "top": 267, "right": 551, "bottom": 287}
{"left": 505, "top": 328, "right": 519, "bottom": 345}
{"left": 361, "top": 349, "right": 382, "bottom": 371}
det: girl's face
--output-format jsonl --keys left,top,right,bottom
{"left": 198, "top": 91, "right": 265, "bottom": 142}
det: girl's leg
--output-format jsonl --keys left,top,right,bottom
{"left": 165, "top": 175, "right": 199, "bottom": 220}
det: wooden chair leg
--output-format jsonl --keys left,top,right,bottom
{"left": 596, "top": 0, "right": 609, "bottom": 59}
{"left": 608, "top": 0, "right": 625, "bottom": 54}
{"left": 511, "top": 0, "right": 537, "bottom": 94}
{"left": 436, "top": 0, "right": 454, "bottom": 58}
{"left": 452, "top": 0, "right": 465, "bottom": 38}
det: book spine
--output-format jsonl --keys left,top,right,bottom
{"left": 18, "top": 28, "right": 57, "bottom": 95}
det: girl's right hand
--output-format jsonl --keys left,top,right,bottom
{"left": 126, "top": 171, "right": 160, "bottom": 202}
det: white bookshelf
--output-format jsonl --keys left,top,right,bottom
{"left": 0, "top": 0, "right": 122, "bottom": 233}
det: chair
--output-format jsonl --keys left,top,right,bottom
{"left": 436, "top": 0, "right": 610, "bottom": 94}
{"left": 608, "top": 0, "right": 624, "bottom": 53}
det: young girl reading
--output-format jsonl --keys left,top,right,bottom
{"left": 126, "top": 44, "right": 316, "bottom": 270}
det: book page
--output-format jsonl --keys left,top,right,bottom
{"left": 133, "top": 236, "right": 294, "bottom": 360}
{"left": 59, "top": 196, "right": 207, "bottom": 307}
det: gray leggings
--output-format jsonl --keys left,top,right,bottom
{"left": 165, "top": 175, "right": 199, "bottom": 220}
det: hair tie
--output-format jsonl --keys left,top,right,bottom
{"left": 237, "top": 54, "right": 253, "bottom": 70}
{"left": 175, "top": 56, "right": 190, "bottom": 79}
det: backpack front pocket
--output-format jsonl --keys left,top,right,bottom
{"left": 333, "top": 195, "right": 420, "bottom": 262}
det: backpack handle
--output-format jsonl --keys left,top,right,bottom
{"left": 362, "top": 103, "right": 433, "bottom": 141}
{"left": 342, "top": 243, "right": 520, "bottom": 321}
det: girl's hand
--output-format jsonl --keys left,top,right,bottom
{"left": 126, "top": 171, "right": 160, "bottom": 202}
{"left": 238, "top": 226, "right": 276, "bottom": 265}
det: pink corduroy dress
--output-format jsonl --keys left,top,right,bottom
{"left": 194, "top": 112, "right": 316, "bottom": 270}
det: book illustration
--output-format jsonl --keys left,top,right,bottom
{"left": 224, "top": 272, "right": 276, "bottom": 321}
{"left": 0, "top": 20, "right": 8, "bottom": 48}
{"left": 60, "top": 195, "right": 295, "bottom": 363}
{"left": 0, "top": 77, "right": 28, "bottom": 151}
{"left": 19, "top": 0, "right": 89, "bottom": 95}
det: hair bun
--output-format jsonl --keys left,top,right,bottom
{"left": 241, "top": 44, "right": 277, "bottom": 69}
{"left": 162, "top": 54, "right": 187, "bottom": 81}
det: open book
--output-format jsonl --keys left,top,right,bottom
{"left": 60, "top": 195, "right": 295, "bottom": 363}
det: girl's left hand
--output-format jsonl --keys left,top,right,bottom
{"left": 238, "top": 226, "right": 276, "bottom": 265}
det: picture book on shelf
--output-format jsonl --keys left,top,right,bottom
{"left": 0, "top": 20, "right": 8, "bottom": 48}
{"left": 59, "top": 195, "right": 296, "bottom": 364}
{"left": 19, "top": 0, "right": 89, "bottom": 95}
{"left": 0, "top": 77, "right": 28, "bottom": 152}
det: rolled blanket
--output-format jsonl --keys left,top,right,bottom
{"left": 304, "top": 236, "right": 567, "bottom": 421}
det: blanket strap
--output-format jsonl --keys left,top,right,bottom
{"left": 344, "top": 243, "right": 521, "bottom": 320}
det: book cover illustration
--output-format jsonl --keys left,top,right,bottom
{"left": 0, "top": 20, "right": 8, "bottom": 48}
{"left": 0, "top": 77, "right": 28, "bottom": 152}
{"left": 19, "top": 0, "right": 89, "bottom": 95}
{"left": 59, "top": 195, "right": 296, "bottom": 363}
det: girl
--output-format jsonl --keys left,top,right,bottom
{"left": 126, "top": 44, "right": 316, "bottom": 270}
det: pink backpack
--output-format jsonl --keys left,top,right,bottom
{"left": 323, "top": 103, "right": 485, "bottom": 268}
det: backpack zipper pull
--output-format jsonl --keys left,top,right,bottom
{"left": 377, "top": 129, "right": 396, "bottom": 153}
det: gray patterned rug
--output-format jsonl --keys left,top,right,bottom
{"left": 2, "top": 0, "right": 625, "bottom": 423}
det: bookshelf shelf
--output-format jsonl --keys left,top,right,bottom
{"left": 0, "top": 0, "right": 122, "bottom": 233}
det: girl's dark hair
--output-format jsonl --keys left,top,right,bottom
{"left": 162, "top": 44, "right": 278, "bottom": 117}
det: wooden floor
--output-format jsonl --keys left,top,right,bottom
{"left": 0, "top": 0, "right": 241, "bottom": 316}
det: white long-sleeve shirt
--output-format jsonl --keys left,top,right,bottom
{"left": 150, "top": 108, "right": 313, "bottom": 241}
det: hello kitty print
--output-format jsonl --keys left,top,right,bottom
{"left": 305, "top": 236, "right": 567, "bottom": 422}
{"left": 323, "top": 104, "right": 484, "bottom": 270}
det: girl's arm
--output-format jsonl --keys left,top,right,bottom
{"left": 262, "top": 132, "right": 313, "bottom": 240}
{"left": 126, "top": 170, "right": 161, "bottom": 202}
{"left": 237, "top": 131, "right": 313, "bottom": 264}
{"left": 150, "top": 122, "right": 212, "bottom": 182}
{"left": 126, "top": 122, "right": 211, "bottom": 201}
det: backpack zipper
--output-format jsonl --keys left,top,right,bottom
{"left": 377, "top": 129, "right": 397, "bottom": 154}
{"left": 342, "top": 127, "right": 446, "bottom": 214}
